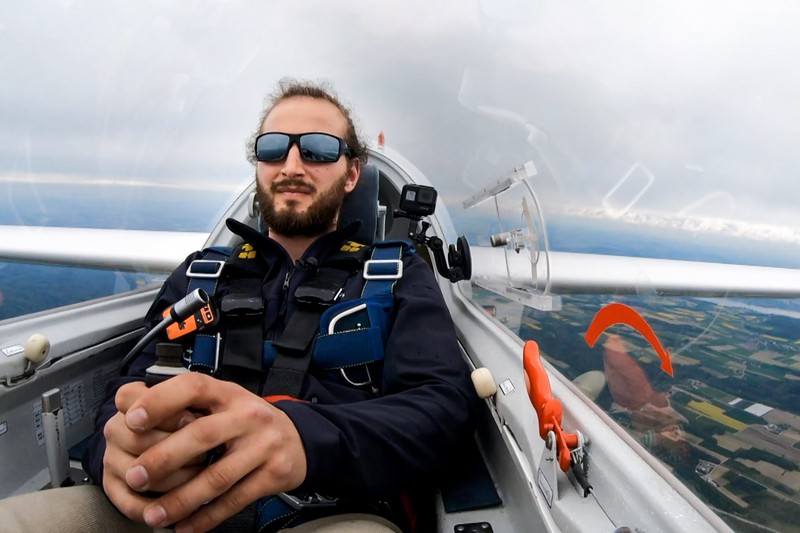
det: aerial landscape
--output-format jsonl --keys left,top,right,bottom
{"left": 475, "top": 286, "right": 800, "bottom": 532}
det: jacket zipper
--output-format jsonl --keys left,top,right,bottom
{"left": 278, "top": 268, "right": 293, "bottom": 319}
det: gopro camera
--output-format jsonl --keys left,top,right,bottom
{"left": 399, "top": 184, "right": 437, "bottom": 217}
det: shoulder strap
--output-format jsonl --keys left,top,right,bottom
{"left": 362, "top": 240, "right": 412, "bottom": 297}
{"left": 186, "top": 246, "right": 231, "bottom": 296}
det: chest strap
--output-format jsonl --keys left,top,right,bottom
{"left": 263, "top": 266, "right": 351, "bottom": 397}
{"left": 264, "top": 242, "right": 409, "bottom": 397}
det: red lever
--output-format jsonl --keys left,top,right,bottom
{"left": 523, "top": 340, "right": 578, "bottom": 472}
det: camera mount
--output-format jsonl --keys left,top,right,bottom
{"left": 394, "top": 184, "right": 471, "bottom": 283}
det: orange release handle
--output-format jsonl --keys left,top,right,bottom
{"left": 523, "top": 340, "right": 561, "bottom": 440}
{"left": 523, "top": 340, "right": 576, "bottom": 472}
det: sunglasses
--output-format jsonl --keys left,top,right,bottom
{"left": 254, "top": 132, "right": 352, "bottom": 163}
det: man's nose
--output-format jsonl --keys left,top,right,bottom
{"left": 281, "top": 144, "right": 305, "bottom": 175}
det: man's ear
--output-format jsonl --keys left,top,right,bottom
{"left": 344, "top": 158, "right": 361, "bottom": 193}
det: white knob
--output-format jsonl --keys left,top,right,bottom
{"left": 471, "top": 367, "right": 497, "bottom": 399}
{"left": 24, "top": 334, "right": 50, "bottom": 363}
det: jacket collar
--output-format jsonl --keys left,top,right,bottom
{"left": 225, "top": 218, "right": 361, "bottom": 264}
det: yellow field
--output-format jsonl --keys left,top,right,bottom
{"left": 671, "top": 354, "right": 701, "bottom": 366}
{"left": 687, "top": 401, "right": 747, "bottom": 431}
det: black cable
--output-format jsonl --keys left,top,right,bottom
{"left": 120, "top": 288, "right": 210, "bottom": 369}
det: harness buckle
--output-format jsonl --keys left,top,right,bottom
{"left": 363, "top": 259, "right": 403, "bottom": 280}
{"left": 186, "top": 260, "right": 225, "bottom": 279}
{"left": 278, "top": 492, "right": 340, "bottom": 510}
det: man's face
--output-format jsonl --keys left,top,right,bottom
{"left": 255, "top": 97, "right": 360, "bottom": 237}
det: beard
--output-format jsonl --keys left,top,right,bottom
{"left": 257, "top": 172, "right": 349, "bottom": 237}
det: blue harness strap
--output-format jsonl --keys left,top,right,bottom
{"left": 362, "top": 240, "right": 410, "bottom": 298}
{"left": 186, "top": 247, "right": 230, "bottom": 295}
{"left": 256, "top": 496, "right": 298, "bottom": 531}
{"left": 184, "top": 248, "right": 230, "bottom": 373}
{"left": 185, "top": 247, "right": 231, "bottom": 374}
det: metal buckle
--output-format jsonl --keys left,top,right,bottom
{"left": 363, "top": 259, "right": 403, "bottom": 280}
{"left": 340, "top": 366, "right": 374, "bottom": 387}
{"left": 186, "top": 260, "right": 225, "bottom": 279}
{"left": 278, "top": 492, "right": 340, "bottom": 510}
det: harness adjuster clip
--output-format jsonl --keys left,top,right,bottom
{"left": 220, "top": 295, "right": 263, "bottom": 315}
{"left": 278, "top": 492, "right": 340, "bottom": 510}
{"left": 186, "top": 260, "right": 225, "bottom": 279}
{"left": 363, "top": 259, "right": 403, "bottom": 280}
{"left": 295, "top": 286, "right": 343, "bottom": 307}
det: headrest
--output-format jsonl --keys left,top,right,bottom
{"left": 338, "top": 163, "right": 379, "bottom": 245}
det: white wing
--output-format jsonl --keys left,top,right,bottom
{"left": 0, "top": 225, "right": 207, "bottom": 272}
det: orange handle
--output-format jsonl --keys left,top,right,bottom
{"left": 523, "top": 341, "right": 562, "bottom": 440}
{"left": 523, "top": 340, "right": 574, "bottom": 472}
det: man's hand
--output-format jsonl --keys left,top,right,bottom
{"left": 121, "top": 373, "right": 308, "bottom": 533}
{"left": 102, "top": 381, "right": 203, "bottom": 522}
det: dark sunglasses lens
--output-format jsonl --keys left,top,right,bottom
{"left": 299, "top": 134, "right": 341, "bottom": 162}
{"left": 255, "top": 134, "right": 290, "bottom": 162}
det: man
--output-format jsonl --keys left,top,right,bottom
{"left": 66, "top": 79, "right": 476, "bottom": 533}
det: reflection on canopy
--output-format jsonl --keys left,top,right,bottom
{"left": 1, "top": 2, "right": 799, "bottom": 531}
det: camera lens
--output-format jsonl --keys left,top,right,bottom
{"left": 418, "top": 190, "right": 435, "bottom": 204}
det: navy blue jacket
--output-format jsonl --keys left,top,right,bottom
{"left": 83, "top": 219, "right": 479, "bottom": 500}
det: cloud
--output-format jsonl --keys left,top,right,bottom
{"left": 1, "top": 0, "right": 799, "bottom": 239}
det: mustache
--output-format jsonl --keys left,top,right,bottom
{"left": 271, "top": 178, "right": 316, "bottom": 194}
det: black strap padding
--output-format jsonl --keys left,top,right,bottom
{"left": 219, "top": 275, "right": 265, "bottom": 393}
{"left": 261, "top": 311, "right": 321, "bottom": 397}
{"left": 271, "top": 308, "right": 323, "bottom": 354}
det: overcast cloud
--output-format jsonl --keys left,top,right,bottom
{"left": 2, "top": 0, "right": 800, "bottom": 244}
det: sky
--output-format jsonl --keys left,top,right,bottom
{"left": 2, "top": 0, "right": 800, "bottom": 248}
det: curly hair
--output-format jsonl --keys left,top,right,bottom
{"left": 246, "top": 78, "right": 368, "bottom": 166}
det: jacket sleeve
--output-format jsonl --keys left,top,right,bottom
{"left": 81, "top": 253, "right": 199, "bottom": 484}
{"left": 277, "top": 254, "right": 481, "bottom": 497}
